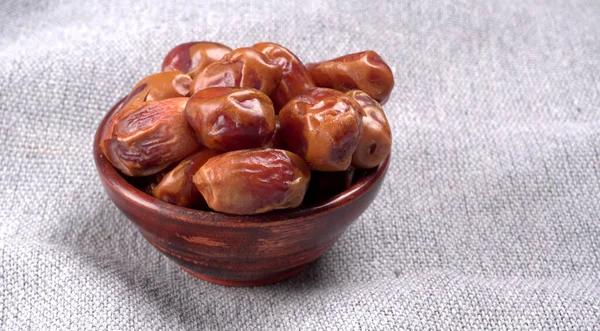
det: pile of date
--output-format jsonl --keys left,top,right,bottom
{"left": 100, "top": 42, "right": 394, "bottom": 215}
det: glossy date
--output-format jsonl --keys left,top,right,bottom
{"left": 161, "top": 41, "right": 231, "bottom": 78}
{"left": 252, "top": 42, "right": 315, "bottom": 112}
{"left": 307, "top": 51, "right": 394, "bottom": 104}
{"left": 152, "top": 148, "right": 219, "bottom": 208}
{"left": 101, "top": 97, "right": 200, "bottom": 176}
{"left": 346, "top": 90, "right": 392, "bottom": 169}
{"left": 190, "top": 47, "right": 283, "bottom": 96}
{"left": 193, "top": 149, "right": 310, "bottom": 215}
{"left": 279, "top": 88, "right": 364, "bottom": 171}
{"left": 185, "top": 87, "right": 276, "bottom": 151}
{"left": 120, "top": 71, "right": 192, "bottom": 110}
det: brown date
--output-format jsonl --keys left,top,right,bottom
{"left": 193, "top": 149, "right": 310, "bottom": 215}
{"left": 346, "top": 90, "right": 392, "bottom": 169}
{"left": 152, "top": 148, "right": 219, "bottom": 208}
{"left": 190, "top": 47, "right": 283, "bottom": 95}
{"left": 307, "top": 51, "right": 394, "bottom": 104}
{"left": 185, "top": 87, "right": 276, "bottom": 151}
{"left": 279, "top": 88, "right": 364, "bottom": 171}
{"left": 252, "top": 42, "right": 315, "bottom": 112}
{"left": 101, "top": 97, "right": 201, "bottom": 176}
{"left": 161, "top": 41, "right": 232, "bottom": 78}
{"left": 120, "top": 71, "right": 192, "bottom": 110}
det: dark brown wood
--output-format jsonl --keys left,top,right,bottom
{"left": 94, "top": 98, "right": 390, "bottom": 286}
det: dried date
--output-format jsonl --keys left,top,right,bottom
{"left": 101, "top": 97, "right": 201, "bottom": 176}
{"left": 190, "top": 47, "right": 283, "bottom": 95}
{"left": 152, "top": 148, "right": 219, "bottom": 208}
{"left": 307, "top": 51, "right": 394, "bottom": 104}
{"left": 346, "top": 90, "right": 392, "bottom": 169}
{"left": 161, "top": 41, "right": 231, "bottom": 78}
{"left": 193, "top": 149, "right": 310, "bottom": 215}
{"left": 279, "top": 88, "right": 364, "bottom": 171}
{"left": 120, "top": 71, "right": 192, "bottom": 110}
{"left": 252, "top": 42, "right": 315, "bottom": 112}
{"left": 185, "top": 87, "right": 276, "bottom": 151}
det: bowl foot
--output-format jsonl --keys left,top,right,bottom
{"left": 180, "top": 264, "right": 308, "bottom": 287}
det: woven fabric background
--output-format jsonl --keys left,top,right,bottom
{"left": 1, "top": 0, "right": 599, "bottom": 329}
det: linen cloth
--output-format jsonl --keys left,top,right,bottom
{"left": 1, "top": 0, "right": 599, "bottom": 329}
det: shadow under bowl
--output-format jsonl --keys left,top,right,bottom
{"left": 93, "top": 98, "right": 390, "bottom": 286}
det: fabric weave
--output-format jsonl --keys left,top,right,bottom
{"left": 1, "top": 0, "right": 599, "bottom": 329}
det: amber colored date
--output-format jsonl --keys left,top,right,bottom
{"left": 185, "top": 87, "right": 276, "bottom": 151}
{"left": 152, "top": 148, "right": 219, "bottom": 208}
{"left": 279, "top": 88, "right": 364, "bottom": 171}
{"left": 120, "top": 71, "right": 192, "bottom": 110}
{"left": 346, "top": 90, "right": 392, "bottom": 169}
{"left": 101, "top": 97, "right": 201, "bottom": 176}
{"left": 193, "top": 149, "right": 310, "bottom": 215}
{"left": 307, "top": 51, "right": 394, "bottom": 104}
{"left": 161, "top": 41, "right": 231, "bottom": 78}
{"left": 190, "top": 47, "right": 283, "bottom": 95}
{"left": 252, "top": 42, "right": 315, "bottom": 112}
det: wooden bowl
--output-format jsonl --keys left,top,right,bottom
{"left": 93, "top": 99, "right": 390, "bottom": 286}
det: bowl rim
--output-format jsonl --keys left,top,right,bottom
{"left": 94, "top": 98, "right": 390, "bottom": 226}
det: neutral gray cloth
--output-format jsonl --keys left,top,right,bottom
{"left": 1, "top": 0, "right": 599, "bottom": 329}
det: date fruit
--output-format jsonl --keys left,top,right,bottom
{"left": 161, "top": 41, "right": 232, "bottom": 78}
{"left": 120, "top": 71, "right": 192, "bottom": 110}
{"left": 185, "top": 87, "right": 276, "bottom": 151}
{"left": 190, "top": 47, "right": 283, "bottom": 95}
{"left": 279, "top": 88, "right": 364, "bottom": 171}
{"left": 252, "top": 42, "right": 315, "bottom": 112}
{"left": 193, "top": 149, "right": 310, "bottom": 215}
{"left": 101, "top": 97, "right": 201, "bottom": 176}
{"left": 346, "top": 90, "right": 392, "bottom": 169}
{"left": 152, "top": 148, "right": 219, "bottom": 208}
{"left": 307, "top": 51, "right": 394, "bottom": 104}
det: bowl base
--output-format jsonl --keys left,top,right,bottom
{"left": 180, "top": 264, "right": 308, "bottom": 287}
